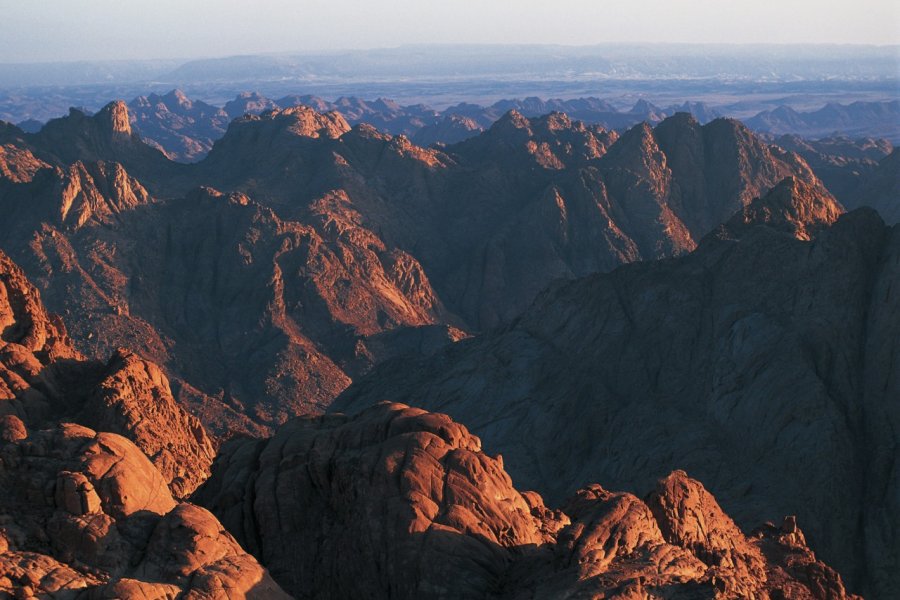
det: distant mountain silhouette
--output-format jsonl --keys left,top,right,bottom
{"left": 773, "top": 134, "right": 893, "bottom": 203}
{"left": 748, "top": 100, "right": 900, "bottom": 140}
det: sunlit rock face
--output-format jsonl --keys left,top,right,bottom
{"left": 0, "top": 249, "right": 214, "bottom": 497}
{"left": 0, "top": 423, "right": 288, "bottom": 599}
{"left": 0, "top": 249, "right": 285, "bottom": 597}
{"left": 195, "top": 402, "right": 858, "bottom": 599}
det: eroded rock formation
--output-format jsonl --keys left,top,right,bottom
{"left": 0, "top": 422, "right": 288, "bottom": 598}
{"left": 196, "top": 402, "right": 857, "bottom": 599}
{"left": 0, "top": 250, "right": 214, "bottom": 497}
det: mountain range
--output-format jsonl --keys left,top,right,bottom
{"left": 7, "top": 90, "right": 898, "bottom": 162}
{"left": 0, "top": 253, "right": 858, "bottom": 597}
{"left": 0, "top": 100, "right": 837, "bottom": 434}
{"left": 0, "top": 91, "right": 898, "bottom": 597}
{"left": 748, "top": 101, "right": 900, "bottom": 141}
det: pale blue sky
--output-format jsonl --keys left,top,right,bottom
{"left": 1, "top": 0, "right": 898, "bottom": 63}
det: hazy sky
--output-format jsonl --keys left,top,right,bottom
{"left": 2, "top": 0, "right": 898, "bottom": 63}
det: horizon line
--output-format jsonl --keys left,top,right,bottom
{"left": 2, "top": 41, "right": 899, "bottom": 67}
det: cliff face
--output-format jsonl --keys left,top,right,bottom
{"left": 195, "top": 402, "right": 858, "bottom": 600}
{"left": 335, "top": 187, "right": 895, "bottom": 596}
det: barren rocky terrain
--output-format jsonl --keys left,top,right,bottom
{"left": 0, "top": 90, "right": 897, "bottom": 598}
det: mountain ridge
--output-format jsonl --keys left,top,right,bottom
{"left": 0, "top": 100, "right": 837, "bottom": 433}
{"left": 334, "top": 195, "right": 896, "bottom": 596}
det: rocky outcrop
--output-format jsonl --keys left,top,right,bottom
{"left": 0, "top": 249, "right": 77, "bottom": 363}
{"left": 213, "top": 104, "right": 353, "bottom": 170}
{"left": 0, "top": 422, "right": 288, "bottom": 598}
{"left": 0, "top": 158, "right": 153, "bottom": 238}
{"left": 0, "top": 250, "right": 214, "bottom": 496}
{"left": 53, "top": 160, "right": 152, "bottom": 229}
{"left": 77, "top": 349, "right": 217, "bottom": 498}
{"left": 196, "top": 402, "right": 857, "bottom": 599}
{"left": 21, "top": 101, "right": 185, "bottom": 195}
{"left": 0, "top": 253, "right": 266, "bottom": 596}
{"left": 335, "top": 199, "right": 900, "bottom": 597}
{"left": 451, "top": 109, "right": 618, "bottom": 169}
{"left": 0, "top": 143, "right": 49, "bottom": 184}
{"left": 718, "top": 176, "right": 843, "bottom": 241}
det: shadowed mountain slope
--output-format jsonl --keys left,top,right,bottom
{"left": 849, "top": 149, "right": 900, "bottom": 224}
{"left": 334, "top": 184, "right": 900, "bottom": 596}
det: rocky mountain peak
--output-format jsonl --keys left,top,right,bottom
{"left": 95, "top": 100, "right": 132, "bottom": 137}
{"left": 602, "top": 119, "right": 666, "bottom": 174}
{"left": 656, "top": 110, "right": 701, "bottom": 134}
{"left": 223, "top": 90, "right": 278, "bottom": 119}
{"left": 163, "top": 88, "right": 190, "bottom": 107}
{"left": 54, "top": 160, "right": 151, "bottom": 229}
{"left": 631, "top": 98, "right": 663, "bottom": 114}
{"left": 277, "top": 104, "right": 352, "bottom": 138}
{"left": 647, "top": 470, "right": 762, "bottom": 567}
{"left": 215, "top": 104, "right": 351, "bottom": 152}
{"left": 704, "top": 115, "right": 756, "bottom": 142}
{"left": 493, "top": 108, "right": 533, "bottom": 132}
{"left": 717, "top": 175, "right": 843, "bottom": 241}
{"left": 453, "top": 108, "right": 616, "bottom": 169}
{"left": 536, "top": 110, "right": 573, "bottom": 132}
{"left": 23, "top": 100, "right": 174, "bottom": 191}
